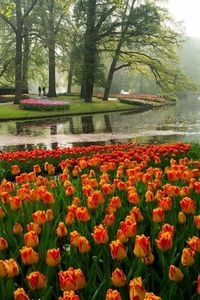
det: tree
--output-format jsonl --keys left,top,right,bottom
{"left": 101, "top": 1, "right": 185, "bottom": 99}
{"left": 0, "top": 0, "right": 38, "bottom": 103}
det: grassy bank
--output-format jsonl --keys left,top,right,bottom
{"left": 0, "top": 96, "right": 143, "bottom": 121}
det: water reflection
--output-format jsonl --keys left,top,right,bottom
{"left": 0, "top": 98, "right": 200, "bottom": 151}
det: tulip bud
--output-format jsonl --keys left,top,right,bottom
{"left": 70, "top": 231, "right": 81, "bottom": 247}
{"left": 106, "top": 289, "right": 122, "bottom": 300}
{"left": 169, "top": 265, "right": 184, "bottom": 282}
{"left": 27, "top": 271, "right": 47, "bottom": 290}
{"left": 24, "top": 231, "right": 39, "bottom": 248}
{"left": 0, "top": 260, "right": 8, "bottom": 278}
{"left": 111, "top": 268, "right": 127, "bottom": 287}
{"left": 20, "top": 247, "right": 39, "bottom": 265}
{"left": 181, "top": 248, "right": 195, "bottom": 266}
{"left": 13, "top": 223, "right": 23, "bottom": 235}
{"left": 56, "top": 222, "right": 68, "bottom": 237}
{"left": 5, "top": 258, "right": 19, "bottom": 277}
{"left": 129, "top": 277, "right": 146, "bottom": 300}
{"left": 14, "top": 288, "right": 29, "bottom": 300}
{"left": 178, "top": 211, "right": 187, "bottom": 224}
{"left": 46, "top": 248, "right": 61, "bottom": 266}
{"left": 109, "top": 240, "right": 127, "bottom": 260}
{"left": 78, "top": 237, "right": 91, "bottom": 253}
{"left": 59, "top": 291, "right": 80, "bottom": 300}
{"left": 0, "top": 237, "right": 8, "bottom": 251}
{"left": 92, "top": 224, "right": 109, "bottom": 244}
{"left": 144, "top": 292, "right": 162, "bottom": 300}
{"left": 133, "top": 235, "right": 151, "bottom": 258}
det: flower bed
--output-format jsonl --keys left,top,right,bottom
{"left": 19, "top": 99, "right": 69, "bottom": 111}
{"left": 1, "top": 143, "right": 200, "bottom": 299}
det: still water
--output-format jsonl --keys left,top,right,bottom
{"left": 0, "top": 98, "right": 199, "bottom": 151}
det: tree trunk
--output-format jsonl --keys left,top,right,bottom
{"left": 47, "top": 36, "right": 57, "bottom": 97}
{"left": 14, "top": 0, "right": 23, "bottom": 104}
{"left": 47, "top": 1, "right": 57, "bottom": 98}
{"left": 22, "top": 22, "right": 30, "bottom": 93}
{"left": 67, "top": 61, "right": 74, "bottom": 94}
{"left": 103, "top": 50, "right": 120, "bottom": 101}
{"left": 82, "top": 0, "right": 97, "bottom": 102}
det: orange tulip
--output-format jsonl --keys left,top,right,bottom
{"left": 46, "top": 248, "right": 61, "bottom": 266}
{"left": 180, "top": 197, "right": 196, "bottom": 214}
{"left": 24, "top": 231, "right": 39, "bottom": 248}
{"left": 157, "top": 197, "right": 172, "bottom": 211}
{"left": 145, "top": 191, "right": 154, "bottom": 202}
{"left": 152, "top": 208, "right": 164, "bottom": 223}
{"left": 65, "top": 212, "right": 75, "bottom": 225}
{"left": 33, "top": 164, "right": 41, "bottom": 173}
{"left": 20, "top": 247, "right": 39, "bottom": 265}
{"left": 45, "top": 209, "right": 54, "bottom": 221}
{"left": 70, "top": 231, "right": 81, "bottom": 247}
{"left": 106, "top": 289, "right": 122, "bottom": 300}
{"left": 120, "top": 218, "right": 137, "bottom": 238}
{"left": 0, "top": 260, "right": 8, "bottom": 278}
{"left": 187, "top": 236, "right": 200, "bottom": 252}
{"left": 58, "top": 267, "right": 86, "bottom": 291}
{"left": 78, "top": 236, "right": 91, "bottom": 253}
{"left": 144, "top": 292, "right": 162, "bottom": 300}
{"left": 111, "top": 268, "right": 127, "bottom": 287}
{"left": 26, "top": 222, "right": 41, "bottom": 235}
{"left": 59, "top": 291, "right": 80, "bottom": 300}
{"left": 129, "top": 277, "right": 146, "bottom": 300}
{"left": 0, "top": 206, "right": 5, "bottom": 218}
{"left": 117, "top": 229, "right": 129, "bottom": 243}
{"left": 169, "top": 265, "right": 184, "bottom": 282}
{"left": 56, "top": 222, "right": 68, "bottom": 237}
{"left": 194, "top": 215, "right": 200, "bottom": 230}
{"left": 74, "top": 268, "right": 86, "bottom": 290}
{"left": 14, "top": 288, "right": 29, "bottom": 300}
{"left": 0, "top": 237, "right": 8, "bottom": 251}
{"left": 129, "top": 207, "right": 144, "bottom": 223}
{"left": 5, "top": 258, "right": 19, "bottom": 277}
{"left": 11, "top": 164, "right": 20, "bottom": 175}
{"left": 42, "top": 191, "right": 55, "bottom": 205}
{"left": 65, "top": 185, "right": 76, "bottom": 196}
{"left": 109, "top": 240, "right": 127, "bottom": 260}
{"left": 181, "top": 248, "right": 195, "bottom": 266}
{"left": 92, "top": 224, "right": 109, "bottom": 244}
{"left": 142, "top": 252, "right": 155, "bottom": 265}
{"left": 9, "top": 196, "right": 22, "bottom": 210}
{"left": 27, "top": 271, "right": 47, "bottom": 290}
{"left": 59, "top": 270, "right": 77, "bottom": 291}
{"left": 76, "top": 207, "right": 90, "bottom": 222}
{"left": 156, "top": 232, "right": 173, "bottom": 251}
{"left": 128, "top": 191, "right": 140, "bottom": 205}
{"left": 178, "top": 211, "right": 187, "bottom": 224}
{"left": 32, "top": 210, "right": 46, "bottom": 224}
{"left": 103, "top": 213, "right": 115, "bottom": 227}
{"left": 13, "top": 223, "right": 23, "bottom": 235}
{"left": 134, "top": 235, "right": 151, "bottom": 258}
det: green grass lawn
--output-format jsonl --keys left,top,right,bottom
{"left": 0, "top": 96, "right": 142, "bottom": 120}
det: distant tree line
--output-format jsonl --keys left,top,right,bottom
{"left": 0, "top": 0, "right": 197, "bottom": 103}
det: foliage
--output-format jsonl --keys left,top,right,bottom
{"left": 1, "top": 143, "right": 200, "bottom": 299}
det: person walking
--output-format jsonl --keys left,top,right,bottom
{"left": 38, "top": 86, "right": 41, "bottom": 96}
{"left": 42, "top": 86, "right": 46, "bottom": 96}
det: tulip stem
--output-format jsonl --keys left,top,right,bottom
{"left": 0, "top": 279, "right": 5, "bottom": 300}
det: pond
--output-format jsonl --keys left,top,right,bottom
{"left": 0, "top": 98, "right": 199, "bottom": 151}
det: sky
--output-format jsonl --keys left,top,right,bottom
{"left": 167, "top": 0, "right": 200, "bottom": 37}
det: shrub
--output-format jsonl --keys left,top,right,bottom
{"left": 19, "top": 99, "right": 69, "bottom": 111}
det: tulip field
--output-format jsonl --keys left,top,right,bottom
{"left": 1, "top": 142, "right": 200, "bottom": 300}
